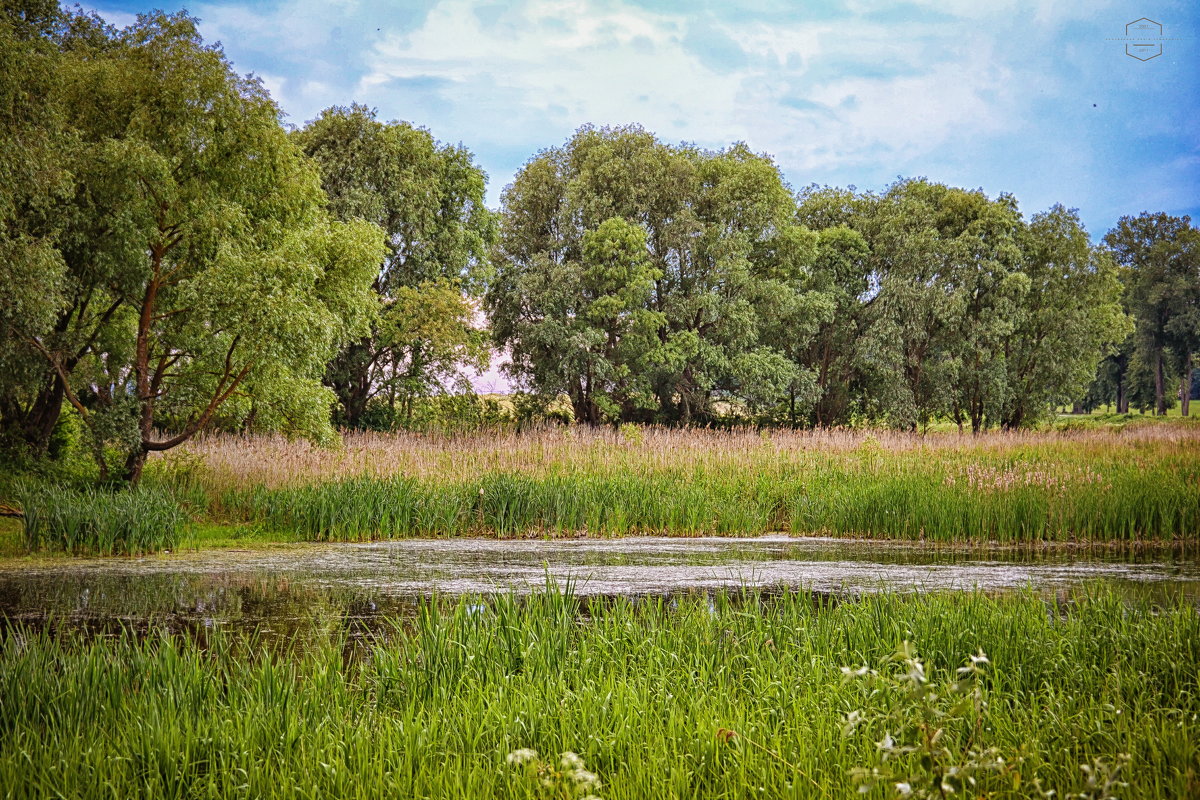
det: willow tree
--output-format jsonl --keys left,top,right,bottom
{"left": 843, "top": 180, "right": 1026, "bottom": 431}
{"left": 487, "top": 124, "right": 827, "bottom": 424}
{"left": 1, "top": 11, "right": 384, "bottom": 482}
{"left": 799, "top": 181, "right": 1123, "bottom": 431}
{"left": 293, "top": 105, "right": 494, "bottom": 428}
{"left": 795, "top": 186, "right": 872, "bottom": 425}
{"left": 1105, "top": 213, "right": 1200, "bottom": 416}
{"left": 0, "top": 0, "right": 74, "bottom": 453}
{"left": 1001, "top": 206, "right": 1127, "bottom": 427}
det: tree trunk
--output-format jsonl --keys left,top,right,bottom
{"left": 1116, "top": 374, "right": 1128, "bottom": 414}
{"left": 21, "top": 376, "right": 67, "bottom": 454}
{"left": 123, "top": 447, "right": 148, "bottom": 487}
{"left": 1182, "top": 357, "right": 1194, "bottom": 417}
{"left": 1154, "top": 349, "right": 1166, "bottom": 415}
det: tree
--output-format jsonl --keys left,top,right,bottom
{"left": 490, "top": 216, "right": 660, "bottom": 424}
{"left": 0, "top": 0, "right": 75, "bottom": 453}
{"left": 794, "top": 186, "right": 871, "bottom": 425}
{"left": 377, "top": 280, "right": 490, "bottom": 425}
{"left": 1001, "top": 206, "right": 1128, "bottom": 428}
{"left": 797, "top": 183, "right": 1123, "bottom": 432}
{"left": 845, "top": 180, "right": 1026, "bottom": 432}
{"left": 487, "top": 124, "right": 828, "bottom": 424}
{"left": 2, "top": 11, "right": 384, "bottom": 482}
{"left": 293, "top": 104, "right": 494, "bottom": 428}
{"left": 1105, "top": 213, "right": 1200, "bottom": 415}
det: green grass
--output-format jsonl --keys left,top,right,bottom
{"left": 219, "top": 453, "right": 1200, "bottom": 543}
{"left": 17, "top": 483, "right": 185, "bottom": 555}
{"left": 5, "top": 423, "right": 1200, "bottom": 554}
{"left": 2, "top": 588, "right": 1197, "bottom": 798}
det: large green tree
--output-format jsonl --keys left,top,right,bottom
{"left": 1105, "top": 213, "right": 1200, "bottom": 415}
{"left": 1001, "top": 206, "right": 1127, "bottom": 427}
{"left": 487, "top": 125, "right": 828, "bottom": 424}
{"left": 293, "top": 105, "right": 494, "bottom": 428}
{"left": 1, "top": 10, "right": 384, "bottom": 481}
{"left": 798, "top": 181, "right": 1125, "bottom": 431}
{"left": 836, "top": 180, "right": 1027, "bottom": 431}
{"left": 0, "top": 0, "right": 76, "bottom": 453}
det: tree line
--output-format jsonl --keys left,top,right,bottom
{"left": 1, "top": 6, "right": 1197, "bottom": 482}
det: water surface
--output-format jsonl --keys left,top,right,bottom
{"left": 1, "top": 537, "right": 1196, "bottom": 637}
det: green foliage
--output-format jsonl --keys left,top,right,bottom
{"left": 491, "top": 142, "right": 1130, "bottom": 430}
{"left": 0, "top": 10, "right": 385, "bottom": 481}
{"left": 799, "top": 182, "right": 1127, "bottom": 432}
{"left": 1, "top": 590, "right": 1196, "bottom": 798}
{"left": 1104, "top": 213, "right": 1200, "bottom": 416}
{"left": 488, "top": 125, "right": 823, "bottom": 425}
{"left": 294, "top": 104, "right": 495, "bottom": 428}
{"left": 358, "top": 392, "right": 515, "bottom": 433}
{"left": 17, "top": 482, "right": 185, "bottom": 554}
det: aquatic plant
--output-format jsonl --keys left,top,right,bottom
{"left": 17, "top": 483, "right": 185, "bottom": 555}
{"left": 139, "top": 424, "right": 1200, "bottom": 544}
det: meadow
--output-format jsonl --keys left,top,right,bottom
{"left": 9, "top": 420, "right": 1200, "bottom": 555}
{"left": 2, "top": 588, "right": 1197, "bottom": 799}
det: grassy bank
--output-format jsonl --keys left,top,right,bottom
{"left": 6, "top": 422, "right": 1200, "bottom": 554}
{"left": 2, "top": 589, "right": 1197, "bottom": 798}
{"left": 195, "top": 424, "right": 1200, "bottom": 544}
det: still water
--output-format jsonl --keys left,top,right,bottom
{"left": 1, "top": 537, "right": 1197, "bottom": 637}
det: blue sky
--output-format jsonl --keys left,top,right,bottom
{"left": 85, "top": 0, "right": 1198, "bottom": 240}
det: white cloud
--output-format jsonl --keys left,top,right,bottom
{"left": 356, "top": 0, "right": 1022, "bottom": 179}
{"left": 82, "top": 0, "right": 1192, "bottom": 236}
{"left": 358, "top": 0, "right": 745, "bottom": 147}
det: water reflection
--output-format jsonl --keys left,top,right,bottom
{"left": 1, "top": 536, "right": 1197, "bottom": 640}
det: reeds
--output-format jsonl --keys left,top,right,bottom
{"left": 2, "top": 589, "right": 1197, "bottom": 798}
{"left": 18, "top": 484, "right": 185, "bottom": 555}
{"left": 194, "top": 428, "right": 1200, "bottom": 541}
{"left": 173, "top": 423, "right": 1200, "bottom": 491}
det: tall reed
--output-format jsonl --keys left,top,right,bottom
{"left": 218, "top": 456, "right": 1198, "bottom": 542}
{"left": 18, "top": 484, "right": 185, "bottom": 555}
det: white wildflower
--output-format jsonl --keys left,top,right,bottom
{"left": 506, "top": 748, "right": 538, "bottom": 766}
{"left": 571, "top": 769, "right": 600, "bottom": 789}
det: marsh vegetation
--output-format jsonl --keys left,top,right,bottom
{"left": 2, "top": 588, "right": 1197, "bottom": 799}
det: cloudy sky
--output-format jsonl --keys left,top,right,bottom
{"left": 86, "top": 0, "right": 1197, "bottom": 237}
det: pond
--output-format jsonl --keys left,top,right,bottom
{"left": 1, "top": 536, "right": 1197, "bottom": 640}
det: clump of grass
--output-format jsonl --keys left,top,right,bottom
{"left": 229, "top": 471, "right": 780, "bottom": 540}
{"left": 18, "top": 484, "right": 186, "bottom": 555}
{"left": 0, "top": 589, "right": 1196, "bottom": 798}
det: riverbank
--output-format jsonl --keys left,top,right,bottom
{"left": 2, "top": 589, "right": 1197, "bottom": 799}
{"left": 5, "top": 421, "right": 1200, "bottom": 556}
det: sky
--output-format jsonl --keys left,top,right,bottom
{"left": 82, "top": 0, "right": 1199, "bottom": 390}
